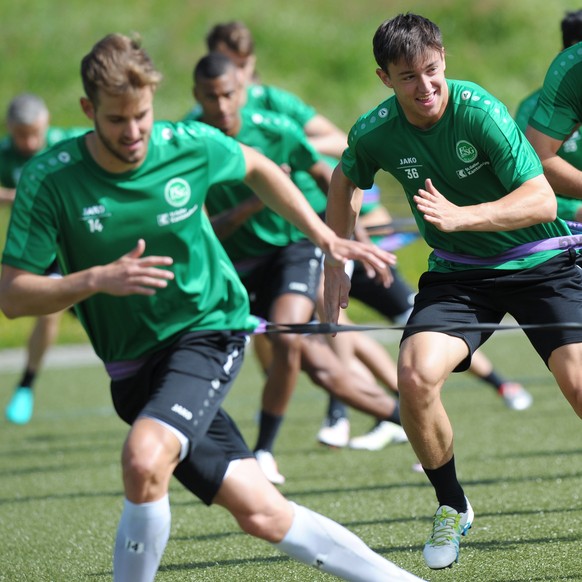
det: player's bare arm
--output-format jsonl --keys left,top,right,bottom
{"left": 0, "top": 187, "right": 16, "bottom": 204}
{"left": 242, "top": 144, "right": 395, "bottom": 273}
{"left": 526, "top": 125, "right": 582, "bottom": 199}
{"left": 0, "top": 239, "right": 174, "bottom": 318}
{"left": 308, "top": 159, "right": 333, "bottom": 195}
{"left": 303, "top": 114, "right": 348, "bottom": 159}
{"left": 208, "top": 196, "right": 264, "bottom": 240}
{"left": 322, "top": 164, "right": 395, "bottom": 328}
{"left": 414, "top": 175, "right": 556, "bottom": 232}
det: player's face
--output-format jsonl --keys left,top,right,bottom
{"left": 81, "top": 86, "right": 154, "bottom": 173}
{"left": 9, "top": 116, "right": 49, "bottom": 158}
{"left": 195, "top": 70, "right": 243, "bottom": 136}
{"left": 377, "top": 49, "right": 448, "bottom": 129}
{"left": 214, "top": 42, "right": 257, "bottom": 86}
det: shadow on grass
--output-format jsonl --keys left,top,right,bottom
{"left": 170, "top": 504, "right": 581, "bottom": 545}
{"left": 0, "top": 440, "right": 120, "bottom": 461}
{"left": 0, "top": 488, "right": 123, "bottom": 505}
{"left": 101, "top": 529, "right": 582, "bottom": 578}
{"left": 262, "top": 469, "right": 582, "bottom": 500}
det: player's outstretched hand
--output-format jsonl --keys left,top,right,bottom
{"left": 94, "top": 239, "right": 174, "bottom": 296}
{"left": 322, "top": 261, "right": 351, "bottom": 329}
{"left": 323, "top": 237, "right": 395, "bottom": 286}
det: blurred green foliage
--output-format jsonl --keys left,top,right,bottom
{"left": 0, "top": 0, "right": 574, "bottom": 346}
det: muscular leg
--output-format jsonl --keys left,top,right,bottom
{"left": 215, "top": 459, "right": 423, "bottom": 582}
{"left": 253, "top": 293, "right": 314, "bottom": 483}
{"left": 6, "top": 311, "right": 63, "bottom": 424}
{"left": 25, "top": 312, "right": 62, "bottom": 374}
{"left": 352, "top": 332, "right": 398, "bottom": 393}
{"left": 259, "top": 293, "right": 313, "bottom": 416}
{"left": 397, "top": 332, "right": 468, "bottom": 469}
{"left": 114, "top": 418, "right": 182, "bottom": 582}
{"left": 548, "top": 342, "right": 582, "bottom": 418}
{"left": 252, "top": 334, "right": 272, "bottom": 375}
{"left": 300, "top": 334, "right": 398, "bottom": 418}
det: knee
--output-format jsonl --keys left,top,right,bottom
{"left": 303, "top": 360, "right": 339, "bottom": 391}
{"left": 398, "top": 363, "right": 438, "bottom": 405}
{"left": 236, "top": 504, "right": 291, "bottom": 542}
{"left": 121, "top": 432, "right": 174, "bottom": 491}
{"left": 272, "top": 332, "right": 302, "bottom": 354}
{"left": 122, "top": 444, "right": 160, "bottom": 485}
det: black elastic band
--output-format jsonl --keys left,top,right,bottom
{"left": 256, "top": 320, "right": 582, "bottom": 335}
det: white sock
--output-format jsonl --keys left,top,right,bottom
{"left": 274, "top": 503, "right": 424, "bottom": 582}
{"left": 113, "top": 495, "right": 171, "bottom": 582}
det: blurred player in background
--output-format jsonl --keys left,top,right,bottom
{"left": 0, "top": 93, "right": 87, "bottom": 424}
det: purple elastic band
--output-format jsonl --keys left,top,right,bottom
{"left": 253, "top": 317, "right": 268, "bottom": 334}
{"left": 433, "top": 234, "right": 582, "bottom": 265}
{"left": 105, "top": 357, "right": 148, "bottom": 380}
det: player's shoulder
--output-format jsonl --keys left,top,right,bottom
{"left": 18, "top": 135, "right": 84, "bottom": 185}
{"left": 545, "top": 42, "right": 582, "bottom": 82}
{"left": 448, "top": 79, "right": 512, "bottom": 126}
{"left": 248, "top": 83, "right": 295, "bottom": 101}
{"left": 46, "top": 126, "right": 89, "bottom": 146}
{"left": 448, "top": 79, "right": 501, "bottom": 108}
{"left": 243, "top": 108, "right": 304, "bottom": 136}
{"left": 154, "top": 120, "right": 228, "bottom": 144}
{"left": 347, "top": 96, "right": 398, "bottom": 147}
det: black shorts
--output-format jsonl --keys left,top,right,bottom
{"left": 241, "top": 239, "right": 322, "bottom": 318}
{"left": 110, "top": 331, "right": 253, "bottom": 505}
{"left": 349, "top": 263, "right": 415, "bottom": 321}
{"left": 402, "top": 252, "right": 582, "bottom": 371}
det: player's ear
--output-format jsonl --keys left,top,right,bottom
{"left": 376, "top": 67, "right": 393, "bottom": 89}
{"left": 80, "top": 97, "right": 95, "bottom": 121}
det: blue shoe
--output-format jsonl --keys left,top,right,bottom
{"left": 6, "top": 386, "right": 34, "bottom": 425}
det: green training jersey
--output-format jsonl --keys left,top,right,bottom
{"left": 342, "top": 79, "right": 570, "bottom": 272}
{"left": 205, "top": 109, "right": 320, "bottom": 267}
{"left": 0, "top": 126, "right": 88, "bottom": 188}
{"left": 529, "top": 42, "right": 582, "bottom": 141}
{"left": 2, "top": 121, "right": 259, "bottom": 363}
{"left": 183, "top": 83, "right": 316, "bottom": 128}
{"left": 516, "top": 87, "right": 582, "bottom": 219}
{"left": 292, "top": 153, "right": 338, "bottom": 217}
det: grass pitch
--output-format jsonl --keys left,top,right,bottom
{"left": 1, "top": 330, "right": 581, "bottom": 581}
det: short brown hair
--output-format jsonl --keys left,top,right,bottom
{"left": 80, "top": 33, "right": 163, "bottom": 104}
{"left": 373, "top": 13, "right": 443, "bottom": 74}
{"left": 205, "top": 21, "right": 254, "bottom": 57}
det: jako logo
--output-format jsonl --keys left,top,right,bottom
{"left": 165, "top": 178, "right": 191, "bottom": 208}
{"left": 171, "top": 403, "right": 193, "bottom": 420}
{"left": 456, "top": 140, "right": 477, "bottom": 163}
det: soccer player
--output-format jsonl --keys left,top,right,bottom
{"left": 320, "top": 187, "right": 533, "bottom": 452}
{"left": 323, "top": 13, "right": 582, "bottom": 570}
{"left": 194, "top": 52, "right": 406, "bottom": 484}
{"left": 185, "top": 20, "right": 348, "bottom": 158}
{"left": 0, "top": 33, "right": 424, "bottom": 582}
{"left": 516, "top": 9, "right": 582, "bottom": 222}
{"left": 0, "top": 93, "right": 87, "bottom": 424}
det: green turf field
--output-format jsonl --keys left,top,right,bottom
{"left": 1, "top": 330, "right": 581, "bottom": 581}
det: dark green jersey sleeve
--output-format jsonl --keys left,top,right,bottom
{"left": 529, "top": 43, "right": 582, "bottom": 140}
{"left": 246, "top": 84, "right": 317, "bottom": 128}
